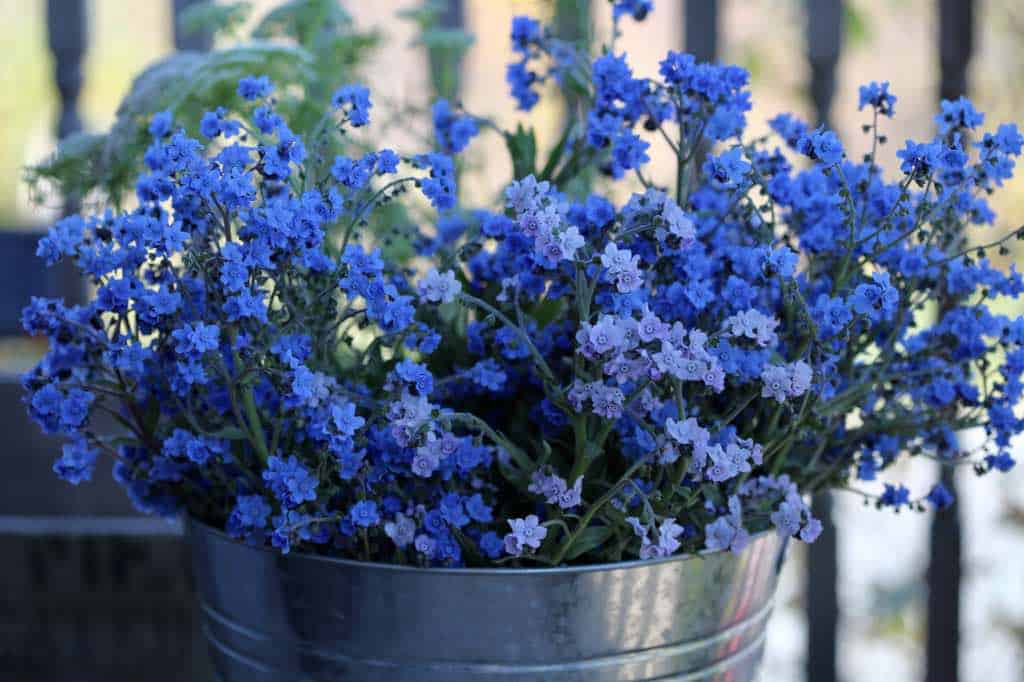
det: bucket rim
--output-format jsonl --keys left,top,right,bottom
{"left": 187, "top": 515, "right": 781, "bottom": 576}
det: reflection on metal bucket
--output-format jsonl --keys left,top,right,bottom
{"left": 189, "top": 519, "right": 787, "bottom": 681}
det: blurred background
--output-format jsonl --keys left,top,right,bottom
{"left": 1, "top": 0, "right": 1023, "bottom": 680}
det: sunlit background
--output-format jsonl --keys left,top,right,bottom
{"left": 3, "top": 1, "right": 1024, "bottom": 680}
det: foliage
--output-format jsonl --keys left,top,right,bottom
{"left": 25, "top": 0, "right": 379, "bottom": 211}
{"left": 22, "top": 2, "right": 1024, "bottom": 567}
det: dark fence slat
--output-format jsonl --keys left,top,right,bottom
{"left": 927, "top": 4, "right": 974, "bottom": 681}
{"left": 807, "top": 0, "right": 843, "bottom": 128}
{"left": 684, "top": 0, "right": 718, "bottom": 63}
{"left": 46, "top": 0, "right": 87, "bottom": 141}
{"left": 807, "top": 493, "right": 839, "bottom": 682}
{"left": 804, "top": 3, "right": 843, "bottom": 682}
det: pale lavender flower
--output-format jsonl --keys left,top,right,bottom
{"left": 505, "top": 514, "right": 547, "bottom": 555}
{"left": 652, "top": 340, "right": 687, "bottom": 377}
{"left": 656, "top": 440, "right": 681, "bottom": 464}
{"left": 760, "top": 364, "right": 791, "bottom": 402}
{"left": 503, "top": 533, "right": 523, "bottom": 556}
{"left": 558, "top": 476, "right": 583, "bottom": 509}
{"left": 657, "top": 518, "right": 685, "bottom": 554}
{"left": 665, "top": 416, "right": 710, "bottom": 449}
{"left": 600, "top": 243, "right": 644, "bottom": 293}
{"left": 800, "top": 518, "right": 823, "bottom": 542}
{"left": 568, "top": 379, "right": 592, "bottom": 412}
{"left": 387, "top": 391, "right": 434, "bottom": 447}
{"left": 722, "top": 309, "right": 779, "bottom": 347}
{"left": 704, "top": 496, "right": 750, "bottom": 554}
{"left": 788, "top": 360, "right": 813, "bottom": 396}
{"left": 637, "top": 306, "right": 670, "bottom": 343}
{"left": 661, "top": 199, "right": 696, "bottom": 247}
{"left": 770, "top": 495, "right": 804, "bottom": 537}
{"left": 414, "top": 534, "right": 437, "bottom": 558}
{"left": 528, "top": 468, "right": 566, "bottom": 501}
{"left": 505, "top": 175, "right": 550, "bottom": 214}
{"left": 577, "top": 315, "right": 627, "bottom": 357}
{"left": 418, "top": 268, "right": 462, "bottom": 304}
{"left": 625, "top": 516, "right": 647, "bottom": 537}
{"left": 590, "top": 383, "right": 625, "bottom": 419}
{"left": 639, "top": 537, "right": 667, "bottom": 559}
{"left": 702, "top": 363, "right": 726, "bottom": 392}
{"left": 384, "top": 512, "right": 417, "bottom": 548}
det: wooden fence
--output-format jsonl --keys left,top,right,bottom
{"left": 1, "top": 1, "right": 976, "bottom": 680}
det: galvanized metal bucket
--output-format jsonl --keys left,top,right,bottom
{"left": 188, "top": 519, "right": 787, "bottom": 681}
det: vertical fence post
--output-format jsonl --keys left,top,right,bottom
{"left": 805, "top": 3, "right": 843, "bottom": 682}
{"left": 684, "top": 0, "right": 718, "bottom": 64}
{"left": 926, "top": 2, "right": 974, "bottom": 681}
{"left": 46, "top": 0, "right": 87, "bottom": 216}
{"left": 683, "top": 0, "right": 717, "bottom": 189}
{"left": 47, "top": 0, "right": 86, "bottom": 142}
{"left": 44, "top": 0, "right": 87, "bottom": 309}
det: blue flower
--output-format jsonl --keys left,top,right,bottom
{"left": 611, "top": 132, "right": 650, "bottom": 177}
{"left": 148, "top": 110, "right": 174, "bottom": 139}
{"left": 227, "top": 495, "right": 272, "bottom": 543}
{"left": 479, "top": 531, "right": 504, "bottom": 559}
{"left": 332, "top": 84, "right": 372, "bottom": 126}
{"left": 703, "top": 148, "right": 751, "bottom": 190}
{"left": 926, "top": 483, "right": 954, "bottom": 510}
{"left": 171, "top": 322, "right": 220, "bottom": 358}
{"left": 506, "top": 60, "right": 539, "bottom": 111}
{"left": 936, "top": 96, "right": 984, "bottom": 135}
{"left": 613, "top": 0, "right": 653, "bottom": 22}
{"left": 465, "top": 493, "right": 493, "bottom": 523}
{"left": 879, "top": 483, "right": 911, "bottom": 510}
{"left": 237, "top": 75, "right": 273, "bottom": 101}
{"left": 263, "top": 455, "right": 318, "bottom": 508}
{"left": 804, "top": 128, "right": 844, "bottom": 166}
{"left": 350, "top": 500, "right": 381, "bottom": 528}
{"left": 510, "top": 15, "right": 541, "bottom": 53}
{"left": 52, "top": 439, "right": 98, "bottom": 484}
{"left": 412, "top": 153, "right": 457, "bottom": 210}
{"left": 858, "top": 81, "right": 896, "bottom": 117}
{"left": 432, "top": 99, "right": 479, "bottom": 154}
{"left": 163, "top": 429, "right": 225, "bottom": 465}
{"left": 986, "top": 452, "right": 1016, "bottom": 472}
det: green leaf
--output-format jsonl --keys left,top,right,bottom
{"left": 417, "top": 27, "right": 475, "bottom": 54}
{"left": 178, "top": 1, "right": 253, "bottom": 40}
{"left": 505, "top": 124, "right": 537, "bottom": 180}
{"left": 253, "top": 0, "right": 353, "bottom": 46}
{"left": 209, "top": 426, "right": 250, "bottom": 441}
{"left": 564, "top": 526, "right": 613, "bottom": 561}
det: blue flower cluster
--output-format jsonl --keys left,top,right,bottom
{"left": 24, "top": 2, "right": 1024, "bottom": 567}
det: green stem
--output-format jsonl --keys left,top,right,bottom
{"left": 551, "top": 456, "right": 650, "bottom": 565}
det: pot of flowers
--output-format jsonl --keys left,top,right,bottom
{"left": 23, "top": 2, "right": 1023, "bottom": 680}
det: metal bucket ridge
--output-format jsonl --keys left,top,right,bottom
{"left": 189, "top": 519, "right": 787, "bottom": 681}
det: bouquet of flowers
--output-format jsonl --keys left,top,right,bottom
{"left": 23, "top": 2, "right": 1024, "bottom": 566}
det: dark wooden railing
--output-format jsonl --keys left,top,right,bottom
{"left": 1, "top": 1, "right": 979, "bottom": 679}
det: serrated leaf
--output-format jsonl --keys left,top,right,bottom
{"left": 178, "top": 1, "right": 253, "bottom": 39}
{"left": 253, "top": 0, "right": 353, "bottom": 46}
